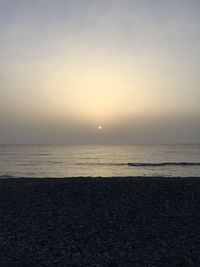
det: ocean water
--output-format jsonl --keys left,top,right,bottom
{"left": 0, "top": 145, "right": 200, "bottom": 178}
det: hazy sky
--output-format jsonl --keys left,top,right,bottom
{"left": 0, "top": 0, "right": 200, "bottom": 144}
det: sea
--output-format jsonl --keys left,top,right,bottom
{"left": 0, "top": 144, "right": 200, "bottom": 178}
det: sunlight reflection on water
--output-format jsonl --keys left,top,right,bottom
{"left": 0, "top": 145, "right": 200, "bottom": 177}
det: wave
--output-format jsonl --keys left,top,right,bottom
{"left": 127, "top": 162, "right": 200, "bottom": 167}
{"left": 73, "top": 162, "right": 200, "bottom": 167}
{"left": 4, "top": 161, "right": 199, "bottom": 168}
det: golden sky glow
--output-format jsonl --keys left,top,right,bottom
{"left": 0, "top": 0, "right": 200, "bottom": 143}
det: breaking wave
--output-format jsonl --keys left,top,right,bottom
{"left": 74, "top": 162, "right": 200, "bottom": 167}
{"left": 127, "top": 162, "right": 200, "bottom": 167}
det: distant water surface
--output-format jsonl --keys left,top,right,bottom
{"left": 0, "top": 145, "right": 200, "bottom": 178}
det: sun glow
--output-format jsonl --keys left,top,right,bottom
{"left": 41, "top": 60, "right": 133, "bottom": 123}
{"left": 36, "top": 47, "right": 170, "bottom": 125}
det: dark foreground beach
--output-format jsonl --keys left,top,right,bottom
{"left": 1, "top": 177, "right": 200, "bottom": 266}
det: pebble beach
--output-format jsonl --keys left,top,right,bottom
{"left": 0, "top": 177, "right": 200, "bottom": 266}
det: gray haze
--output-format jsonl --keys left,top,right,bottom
{"left": 0, "top": 0, "right": 200, "bottom": 144}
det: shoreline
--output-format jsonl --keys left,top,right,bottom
{"left": 1, "top": 175, "right": 200, "bottom": 179}
{"left": 1, "top": 177, "right": 200, "bottom": 265}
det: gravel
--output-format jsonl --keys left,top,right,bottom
{"left": 0, "top": 177, "right": 200, "bottom": 266}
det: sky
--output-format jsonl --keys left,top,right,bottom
{"left": 0, "top": 0, "right": 200, "bottom": 144}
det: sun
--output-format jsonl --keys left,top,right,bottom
{"left": 98, "top": 126, "right": 102, "bottom": 130}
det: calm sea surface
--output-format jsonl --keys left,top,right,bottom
{"left": 0, "top": 145, "right": 200, "bottom": 178}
